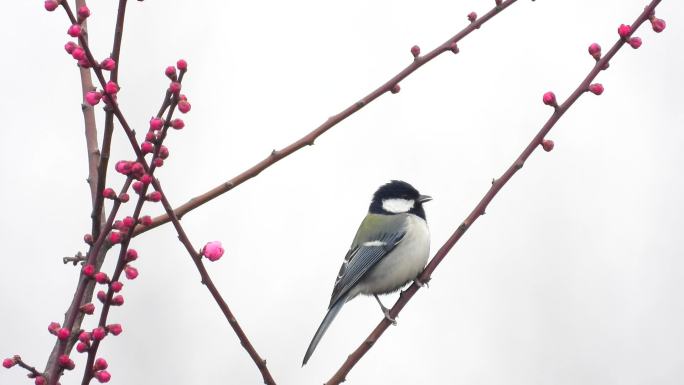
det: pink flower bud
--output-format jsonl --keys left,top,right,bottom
{"left": 107, "top": 324, "right": 123, "bottom": 336}
{"left": 111, "top": 295, "right": 124, "bottom": 306}
{"left": 58, "top": 354, "right": 75, "bottom": 370}
{"left": 542, "top": 139, "right": 555, "bottom": 152}
{"left": 542, "top": 91, "right": 557, "bottom": 107}
{"left": 628, "top": 37, "right": 642, "bottom": 49}
{"left": 102, "top": 187, "right": 116, "bottom": 199}
{"left": 140, "top": 174, "right": 152, "bottom": 185}
{"left": 410, "top": 45, "right": 420, "bottom": 58}
{"left": 115, "top": 160, "right": 132, "bottom": 175}
{"left": 83, "top": 264, "right": 96, "bottom": 277}
{"left": 72, "top": 47, "right": 86, "bottom": 61}
{"left": 153, "top": 158, "right": 164, "bottom": 167}
{"left": 147, "top": 191, "right": 162, "bottom": 202}
{"left": 177, "top": 100, "right": 191, "bottom": 113}
{"left": 139, "top": 216, "right": 152, "bottom": 226}
{"left": 124, "top": 265, "right": 139, "bottom": 280}
{"left": 141, "top": 141, "right": 154, "bottom": 154}
{"left": 35, "top": 376, "right": 46, "bottom": 385}
{"left": 96, "top": 290, "right": 107, "bottom": 303}
{"left": 169, "top": 81, "right": 182, "bottom": 94}
{"left": 80, "top": 303, "right": 95, "bottom": 314}
{"left": 92, "top": 327, "right": 106, "bottom": 341}
{"left": 64, "top": 41, "right": 78, "bottom": 54}
{"left": 84, "top": 233, "right": 93, "bottom": 244}
{"left": 178, "top": 94, "right": 188, "bottom": 101}
{"left": 48, "top": 321, "right": 61, "bottom": 334}
{"left": 122, "top": 216, "right": 135, "bottom": 228}
{"left": 100, "top": 58, "right": 116, "bottom": 71}
{"left": 3, "top": 358, "right": 16, "bottom": 368}
{"left": 68, "top": 24, "right": 82, "bottom": 38}
{"left": 110, "top": 281, "right": 123, "bottom": 292}
{"left": 651, "top": 18, "right": 666, "bottom": 33}
{"left": 202, "top": 241, "right": 225, "bottom": 261}
{"left": 449, "top": 42, "right": 459, "bottom": 54}
{"left": 57, "top": 327, "right": 70, "bottom": 341}
{"left": 108, "top": 231, "right": 122, "bottom": 244}
{"left": 119, "top": 193, "right": 130, "bottom": 203}
{"left": 95, "top": 370, "right": 111, "bottom": 383}
{"left": 390, "top": 84, "right": 401, "bottom": 94}
{"left": 177, "top": 59, "right": 188, "bottom": 70}
{"left": 149, "top": 117, "right": 164, "bottom": 131}
{"left": 467, "top": 12, "right": 477, "bottom": 22}
{"left": 77, "top": 5, "right": 91, "bottom": 19}
{"left": 588, "top": 43, "right": 601, "bottom": 60}
{"left": 94, "top": 357, "right": 108, "bottom": 371}
{"left": 130, "top": 162, "right": 144, "bottom": 175}
{"left": 165, "top": 66, "right": 177, "bottom": 79}
{"left": 78, "top": 331, "right": 91, "bottom": 343}
{"left": 126, "top": 249, "right": 138, "bottom": 261}
{"left": 159, "top": 146, "right": 169, "bottom": 159}
{"left": 589, "top": 83, "right": 604, "bottom": 95}
{"left": 145, "top": 132, "right": 157, "bottom": 142}
{"left": 132, "top": 181, "right": 144, "bottom": 194}
{"left": 104, "top": 81, "right": 119, "bottom": 95}
{"left": 617, "top": 24, "right": 631, "bottom": 39}
{"left": 86, "top": 91, "right": 102, "bottom": 106}
{"left": 171, "top": 118, "right": 185, "bottom": 129}
{"left": 94, "top": 272, "right": 109, "bottom": 284}
{"left": 76, "top": 342, "right": 89, "bottom": 353}
{"left": 44, "top": 1, "right": 59, "bottom": 12}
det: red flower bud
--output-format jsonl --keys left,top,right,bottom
{"left": 165, "top": 66, "right": 177, "bottom": 79}
{"left": 132, "top": 181, "right": 144, "bottom": 194}
{"left": 110, "top": 281, "right": 123, "bottom": 292}
{"left": 126, "top": 249, "right": 139, "bottom": 261}
{"left": 108, "top": 231, "right": 122, "bottom": 244}
{"left": 92, "top": 327, "right": 106, "bottom": 341}
{"left": 617, "top": 24, "right": 631, "bottom": 39}
{"left": 100, "top": 58, "right": 116, "bottom": 71}
{"left": 104, "top": 81, "right": 119, "bottom": 95}
{"left": 177, "top": 59, "right": 188, "bottom": 71}
{"left": 147, "top": 191, "right": 162, "bottom": 202}
{"left": 651, "top": 18, "right": 666, "bottom": 33}
{"left": 589, "top": 83, "right": 604, "bottom": 95}
{"left": 111, "top": 295, "right": 124, "bottom": 306}
{"left": 72, "top": 47, "right": 86, "bottom": 61}
{"left": 171, "top": 118, "right": 185, "bottom": 129}
{"left": 410, "top": 45, "right": 420, "bottom": 58}
{"left": 35, "top": 376, "right": 46, "bottom": 385}
{"left": 84, "top": 233, "right": 93, "bottom": 244}
{"left": 57, "top": 327, "right": 71, "bottom": 341}
{"left": 124, "top": 265, "right": 139, "bottom": 280}
{"left": 102, "top": 187, "right": 116, "bottom": 199}
{"left": 141, "top": 141, "right": 154, "bottom": 154}
{"left": 140, "top": 174, "right": 152, "bottom": 185}
{"left": 115, "top": 160, "right": 132, "bottom": 175}
{"left": 77, "top": 5, "right": 91, "bottom": 19}
{"left": 3, "top": 358, "right": 16, "bottom": 368}
{"left": 177, "top": 100, "right": 191, "bottom": 113}
{"left": 153, "top": 158, "right": 164, "bottom": 167}
{"left": 107, "top": 324, "right": 123, "bottom": 336}
{"left": 542, "top": 91, "right": 557, "bottom": 107}
{"left": 628, "top": 37, "right": 642, "bottom": 49}
{"left": 169, "top": 81, "right": 182, "bottom": 94}
{"left": 542, "top": 139, "right": 555, "bottom": 152}
{"left": 97, "top": 290, "right": 107, "bottom": 303}
{"left": 467, "top": 12, "right": 477, "bottom": 22}
{"left": 83, "top": 264, "right": 96, "bottom": 277}
{"left": 78, "top": 331, "right": 91, "bottom": 343}
{"left": 119, "top": 193, "right": 130, "bottom": 203}
{"left": 76, "top": 342, "right": 89, "bottom": 353}
{"left": 80, "top": 303, "right": 95, "bottom": 314}
{"left": 588, "top": 43, "right": 601, "bottom": 60}
{"left": 68, "top": 24, "right": 82, "bottom": 38}
{"left": 94, "top": 272, "right": 109, "bottom": 284}
{"left": 48, "top": 322, "right": 61, "bottom": 334}
{"left": 159, "top": 146, "right": 169, "bottom": 159}
{"left": 58, "top": 354, "right": 75, "bottom": 370}
{"left": 390, "top": 84, "right": 401, "bottom": 94}
{"left": 64, "top": 41, "right": 78, "bottom": 54}
{"left": 86, "top": 91, "right": 102, "bottom": 106}
{"left": 150, "top": 117, "right": 164, "bottom": 131}
{"left": 94, "top": 357, "right": 108, "bottom": 371}
{"left": 44, "top": 1, "right": 59, "bottom": 12}
{"left": 95, "top": 370, "right": 111, "bottom": 383}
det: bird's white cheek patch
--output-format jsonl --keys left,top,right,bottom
{"left": 382, "top": 198, "right": 415, "bottom": 213}
{"left": 362, "top": 240, "right": 387, "bottom": 247}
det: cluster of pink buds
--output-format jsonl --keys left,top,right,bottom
{"left": 202, "top": 241, "right": 225, "bottom": 262}
{"left": 47, "top": 321, "right": 71, "bottom": 341}
{"left": 85, "top": 81, "right": 120, "bottom": 106}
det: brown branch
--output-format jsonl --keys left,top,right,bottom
{"left": 326, "top": 1, "right": 663, "bottom": 383}
{"left": 131, "top": 0, "right": 522, "bottom": 238}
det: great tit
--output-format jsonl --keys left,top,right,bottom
{"left": 302, "top": 180, "right": 432, "bottom": 365}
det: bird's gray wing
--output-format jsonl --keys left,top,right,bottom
{"left": 328, "top": 215, "right": 407, "bottom": 308}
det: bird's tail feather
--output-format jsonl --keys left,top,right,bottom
{"left": 302, "top": 295, "right": 348, "bottom": 366}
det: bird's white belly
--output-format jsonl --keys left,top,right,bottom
{"left": 356, "top": 215, "right": 430, "bottom": 295}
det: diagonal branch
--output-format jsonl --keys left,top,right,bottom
{"left": 131, "top": 0, "right": 522, "bottom": 238}
{"left": 325, "top": 1, "right": 664, "bottom": 383}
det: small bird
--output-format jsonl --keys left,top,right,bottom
{"left": 302, "top": 180, "right": 432, "bottom": 365}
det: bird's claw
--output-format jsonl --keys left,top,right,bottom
{"left": 383, "top": 309, "right": 397, "bottom": 326}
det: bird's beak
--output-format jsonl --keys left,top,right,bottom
{"left": 418, "top": 194, "right": 433, "bottom": 203}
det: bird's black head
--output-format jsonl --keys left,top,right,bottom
{"left": 369, "top": 180, "right": 432, "bottom": 219}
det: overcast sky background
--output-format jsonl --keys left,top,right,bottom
{"left": 1, "top": 1, "right": 683, "bottom": 384}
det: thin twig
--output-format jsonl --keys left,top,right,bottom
{"left": 132, "top": 0, "right": 521, "bottom": 237}
{"left": 325, "top": 1, "right": 663, "bottom": 383}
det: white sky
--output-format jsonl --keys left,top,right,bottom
{"left": 2, "top": 1, "right": 683, "bottom": 384}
